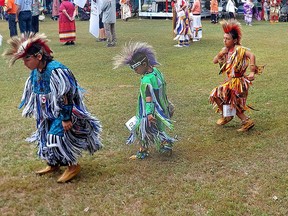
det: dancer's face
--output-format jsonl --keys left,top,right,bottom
{"left": 133, "top": 62, "right": 149, "bottom": 75}
{"left": 223, "top": 33, "right": 237, "bottom": 49}
{"left": 23, "top": 54, "right": 41, "bottom": 70}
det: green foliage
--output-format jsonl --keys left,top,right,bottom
{"left": 0, "top": 18, "right": 288, "bottom": 215}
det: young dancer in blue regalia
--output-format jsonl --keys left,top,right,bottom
{"left": 2, "top": 33, "right": 102, "bottom": 182}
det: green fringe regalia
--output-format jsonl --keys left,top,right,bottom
{"left": 113, "top": 42, "right": 176, "bottom": 151}
{"left": 129, "top": 67, "right": 175, "bottom": 150}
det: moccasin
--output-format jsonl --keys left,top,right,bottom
{"left": 237, "top": 119, "right": 255, "bottom": 132}
{"left": 35, "top": 166, "right": 59, "bottom": 175}
{"left": 57, "top": 164, "right": 81, "bottom": 183}
{"left": 216, "top": 116, "right": 234, "bottom": 125}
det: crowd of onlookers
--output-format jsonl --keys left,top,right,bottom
{"left": 1, "top": 0, "right": 287, "bottom": 24}
{"left": 0, "top": 0, "right": 130, "bottom": 48}
{"left": 218, "top": 0, "right": 288, "bottom": 23}
{"left": 0, "top": 0, "right": 287, "bottom": 47}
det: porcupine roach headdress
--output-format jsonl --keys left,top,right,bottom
{"left": 220, "top": 19, "right": 242, "bottom": 45}
{"left": 2, "top": 33, "right": 53, "bottom": 66}
{"left": 113, "top": 41, "right": 159, "bottom": 69}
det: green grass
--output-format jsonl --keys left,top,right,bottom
{"left": 1, "top": 17, "right": 288, "bottom": 215}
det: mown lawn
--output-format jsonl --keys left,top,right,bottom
{"left": 0, "top": 17, "right": 287, "bottom": 215}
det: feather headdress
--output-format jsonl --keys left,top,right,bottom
{"left": 113, "top": 41, "right": 159, "bottom": 69}
{"left": 220, "top": 19, "right": 242, "bottom": 45}
{"left": 2, "top": 33, "right": 53, "bottom": 66}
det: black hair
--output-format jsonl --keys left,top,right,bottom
{"left": 229, "top": 29, "right": 239, "bottom": 40}
{"left": 130, "top": 52, "right": 149, "bottom": 65}
{"left": 27, "top": 43, "right": 53, "bottom": 62}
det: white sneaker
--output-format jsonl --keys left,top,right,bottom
{"left": 193, "top": 39, "right": 200, "bottom": 42}
{"left": 174, "top": 44, "right": 183, "bottom": 47}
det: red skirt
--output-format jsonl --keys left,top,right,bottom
{"left": 59, "top": 21, "right": 76, "bottom": 43}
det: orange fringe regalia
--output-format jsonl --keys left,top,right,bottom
{"left": 209, "top": 20, "right": 264, "bottom": 113}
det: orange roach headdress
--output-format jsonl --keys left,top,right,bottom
{"left": 220, "top": 19, "right": 242, "bottom": 45}
{"left": 2, "top": 33, "right": 53, "bottom": 66}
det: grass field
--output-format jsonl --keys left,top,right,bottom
{"left": 0, "top": 17, "right": 288, "bottom": 215}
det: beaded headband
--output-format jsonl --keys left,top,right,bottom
{"left": 129, "top": 57, "right": 147, "bottom": 70}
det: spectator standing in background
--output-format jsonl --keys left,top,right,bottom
{"left": 101, "top": 0, "right": 116, "bottom": 47}
{"left": 31, "top": 0, "right": 41, "bottom": 32}
{"left": 191, "top": 0, "right": 202, "bottom": 42}
{"left": 0, "top": 0, "right": 5, "bottom": 20}
{"left": 120, "top": 0, "right": 131, "bottom": 21}
{"left": 52, "top": 0, "right": 59, "bottom": 20}
{"left": 210, "top": 0, "right": 218, "bottom": 24}
{"left": 173, "top": 0, "right": 192, "bottom": 47}
{"left": 96, "top": 0, "right": 107, "bottom": 42}
{"left": 6, "top": 0, "right": 18, "bottom": 36}
{"left": 15, "top": 0, "right": 33, "bottom": 33}
{"left": 59, "top": 0, "right": 77, "bottom": 45}
{"left": 226, "top": 0, "right": 237, "bottom": 20}
{"left": 269, "top": 0, "right": 281, "bottom": 23}
{"left": 98, "top": 13, "right": 107, "bottom": 41}
{"left": 263, "top": 0, "right": 270, "bottom": 21}
{"left": 244, "top": 0, "right": 254, "bottom": 26}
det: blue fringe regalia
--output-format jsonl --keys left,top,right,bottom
{"left": 19, "top": 60, "right": 102, "bottom": 166}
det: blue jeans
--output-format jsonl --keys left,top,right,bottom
{"left": 18, "top": 11, "right": 32, "bottom": 33}
{"left": 8, "top": 14, "right": 18, "bottom": 37}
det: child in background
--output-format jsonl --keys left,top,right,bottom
{"left": 191, "top": 0, "right": 202, "bottom": 41}
{"left": 172, "top": 0, "right": 192, "bottom": 47}
{"left": 119, "top": 0, "right": 131, "bottom": 21}
{"left": 113, "top": 42, "right": 176, "bottom": 159}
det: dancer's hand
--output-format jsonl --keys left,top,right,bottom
{"left": 62, "top": 120, "right": 73, "bottom": 131}
{"left": 247, "top": 72, "right": 255, "bottom": 81}
{"left": 220, "top": 47, "right": 228, "bottom": 56}
{"left": 148, "top": 114, "right": 156, "bottom": 125}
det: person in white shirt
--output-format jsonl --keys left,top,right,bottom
{"left": 226, "top": 0, "right": 237, "bottom": 20}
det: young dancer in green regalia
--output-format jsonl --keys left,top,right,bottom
{"left": 113, "top": 42, "right": 176, "bottom": 159}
